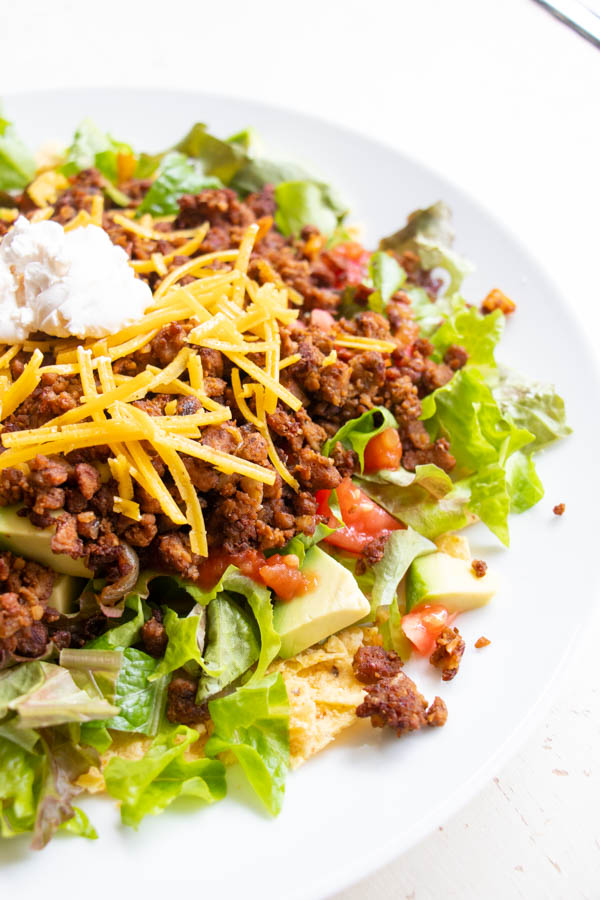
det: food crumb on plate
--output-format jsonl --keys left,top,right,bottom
{"left": 475, "top": 636, "right": 491, "bottom": 649}
{"left": 471, "top": 558, "right": 488, "bottom": 577}
{"left": 553, "top": 503, "right": 566, "bottom": 516}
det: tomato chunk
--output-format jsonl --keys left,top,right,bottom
{"left": 363, "top": 427, "right": 403, "bottom": 473}
{"left": 195, "top": 548, "right": 266, "bottom": 589}
{"left": 321, "top": 242, "right": 370, "bottom": 288}
{"left": 401, "top": 604, "right": 456, "bottom": 656}
{"left": 259, "top": 553, "right": 313, "bottom": 601}
{"left": 316, "top": 477, "right": 404, "bottom": 553}
{"left": 310, "top": 309, "right": 336, "bottom": 330}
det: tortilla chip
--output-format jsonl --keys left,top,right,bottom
{"left": 78, "top": 625, "right": 379, "bottom": 790}
{"left": 269, "top": 626, "right": 379, "bottom": 768}
{"left": 435, "top": 532, "right": 471, "bottom": 561}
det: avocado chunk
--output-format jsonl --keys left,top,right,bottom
{"left": 273, "top": 546, "right": 370, "bottom": 659}
{"left": 0, "top": 505, "right": 92, "bottom": 578}
{"left": 48, "top": 574, "right": 86, "bottom": 614}
{"left": 406, "top": 551, "right": 499, "bottom": 613}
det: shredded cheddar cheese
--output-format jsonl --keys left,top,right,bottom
{"left": 0, "top": 213, "right": 396, "bottom": 557}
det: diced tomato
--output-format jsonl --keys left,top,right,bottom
{"left": 401, "top": 604, "right": 456, "bottom": 656}
{"left": 310, "top": 309, "right": 336, "bottom": 331}
{"left": 315, "top": 477, "right": 404, "bottom": 554}
{"left": 259, "top": 553, "right": 313, "bottom": 601}
{"left": 321, "top": 242, "right": 370, "bottom": 288}
{"left": 195, "top": 548, "right": 266, "bottom": 589}
{"left": 363, "top": 428, "right": 403, "bottom": 473}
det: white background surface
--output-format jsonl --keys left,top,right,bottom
{"left": 2, "top": 0, "right": 599, "bottom": 896}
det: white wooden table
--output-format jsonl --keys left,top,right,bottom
{"left": 4, "top": 0, "right": 599, "bottom": 894}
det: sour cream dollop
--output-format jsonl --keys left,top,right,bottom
{"left": 0, "top": 216, "right": 152, "bottom": 342}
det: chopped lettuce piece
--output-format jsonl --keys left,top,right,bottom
{"left": 196, "top": 594, "right": 260, "bottom": 702}
{"left": 489, "top": 367, "right": 572, "bottom": 452}
{"left": 370, "top": 527, "right": 436, "bottom": 611}
{"left": 1, "top": 729, "right": 97, "bottom": 846}
{"left": 231, "top": 156, "right": 311, "bottom": 195}
{"left": 463, "top": 463, "right": 511, "bottom": 546}
{"left": 367, "top": 251, "right": 406, "bottom": 314}
{"left": 59, "top": 806, "right": 97, "bottom": 840}
{"left": 380, "top": 202, "right": 473, "bottom": 296}
{"left": 6, "top": 662, "right": 118, "bottom": 729}
{"left": 205, "top": 673, "right": 289, "bottom": 815}
{"left": 149, "top": 606, "right": 211, "bottom": 682}
{"left": 177, "top": 566, "right": 280, "bottom": 681}
{"left": 136, "top": 151, "right": 222, "bottom": 218}
{"left": 431, "top": 299, "right": 504, "bottom": 367}
{"left": 60, "top": 118, "right": 132, "bottom": 182}
{"left": 323, "top": 406, "right": 399, "bottom": 472}
{"left": 173, "top": 122, "right": 246, "bottom": 183}
{"left": 103, "top": 722, "right": 225, "bottom": 828}
{"left": 505, "top": 450, "right": 545, "bottom": 513}
{"left": 358, "top": 465, "right": 471, "bottom": 539}
{"left": 380, "top": 592, "right": 413, "bottom": 661}
{"left": 92, "top": 649, "right": 167, "bottom": 735}
{"left": 0, "top": 736, "right": 37, "bottom": 837}
{"left": 0, "top": 662, "right": 44, "bottom": 719}
{"left": 274, "top": 180, "right": 345, "bottom": 237}
{"left": 32, "top": 725, "right": 98, "bottom": 849}
{"left": 0, "top": 115, "right": 36, "bottom": 192}
{"left": 420, "top": 368, "right": 534, "bottom": 474}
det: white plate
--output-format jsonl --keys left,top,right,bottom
{"left": 2, "top": 89, "right": 599, "bottom": 900}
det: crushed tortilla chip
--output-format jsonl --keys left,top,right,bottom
{"left": 77, "top": 624, "right": 380, "bottom": 791}
{"left": 269, "top": 625, "right": 379, "bottom": 768}
{"left": 435, "top": 532, "right": 471, "bottom": 561}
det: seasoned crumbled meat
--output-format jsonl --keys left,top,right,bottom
{"left": 353, "top": 645, "right": 404, "bottom": 683}
{"left": 481, "top": 288, "right": 516, "bottom": 315}
{"left": 51, "top": 513, "right": 84, "bottom": 559}
{"left": 0, "top": 552, "right": 55, "bottom": 662}
{"left": 356, "top": 669, "right": 447, "bottom": 736}
{"left": 74, "top": 463, "right": 101, "bottom": 500}
{"left": 75, "top": 511, "right": 100, "bottom": 540}
{"left": 401, "top": 437, "right": 456, "bottom": 473}
{"left": 425, "top": 695, "right": 448, "bottom": 727}
{"left": 292, "top": 447, "right": 342, "bottom": 491}
{"left": 330, "top": 441, "right": 356, "bottom": 478}
{"left": 471, "top": 558, "right": 488, "bottom": 577}
{"left": 475, "top": 636, "right": 491, "bottom": 649}
{"left": 166, "top": 670, "right": 210, "bottom": 725}
{"left": 443, "top": 344, "right": 469, "bottom": 370}
{"left": 124, "top": 514, "right": 157, "bottom": 548}
{"left": 362, "top": 533, "right": 389, "bottom": 566}
{"left": 140, "top": 613, "right": 168, "bottom": 658}
{"left": 429, "top": 626, "right": 465, "bottom": 681}
{"left": 553, "top": 503, "right": 565, "bottom": 516}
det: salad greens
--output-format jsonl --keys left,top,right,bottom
{"left": 103, "top": 722, "right": 226, "bottom": 828}
{"left": 205, "top": 673, "right": 289, "bottom": 816}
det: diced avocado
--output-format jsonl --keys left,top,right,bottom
{"left": 48, "top": 574, "right": 86, "bottom": 614}
{"left": 0, "top": 506, "right": 92, "bottom": 578}
{"left": 405, "top": 551, "right": 499, "bottom": 613}
{"left": 273, "top": 546, "right": 370, "bottom": 658}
